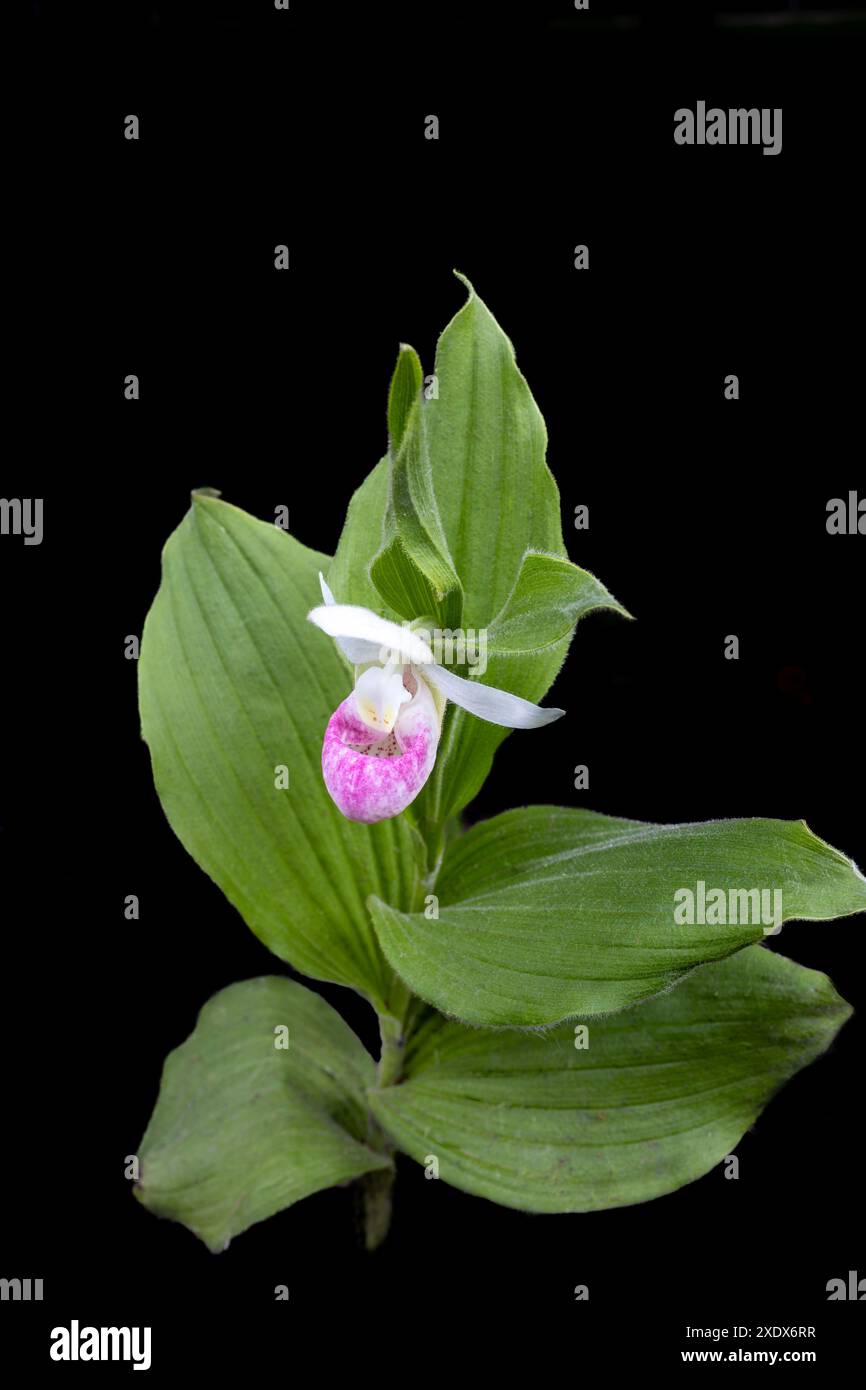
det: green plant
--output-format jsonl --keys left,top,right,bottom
{"left": 133, "top": 275, "right": 865, "bottom": 1252}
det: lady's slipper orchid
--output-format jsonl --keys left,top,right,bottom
{"left": 308, "top": 574, "right": 565, "bottom": 823}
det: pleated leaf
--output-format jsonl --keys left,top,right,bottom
{"left": 135, "top": 977, "right": 390, "bottom": 1251}
{"left": 425, "top": 272, "right": 566, "bottom": 628}
{"left": 417, "top": 552, "right": 629, "bottom": 827}
{"left": 370, "top": 946, "right": 852, "bottom": 1212}
{"left": 369, "top": 806, "right": 866, "bottom": 1026}
{"left": 330, "top": 277, "right": 626, "bottom": 827}
{"left": 371, "top": 349, "right": 463, "bottom": 632}
{"left": 328, "top": 457, "right": 394, "bottom": 619}
{"left": 138, "top": 493, "right": 423, "bottom": 1013}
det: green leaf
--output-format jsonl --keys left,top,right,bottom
{"left": 332, "top": 278, "right": 570, "bottom": 631}
{"left": 412, "top": 276, "right": 629, "bottom": 827}
{"left": 484, "top": 551, "right": 631, "bottom": 650}
{"left": 369, "top": 807, "right": 866, "bottom": 1027}
{"left": 372, "top": 349, "right": 463, "bottom": 631}
{"left": 138, "top": 493, "right": 423, "bottom": 1014}
{"left": 328, "top": 458, "right": 393, "bottom": 616}
{"left": 135, "top": 977, "right": 390, "bottom": 1251}
{"left": 387, "top": 343, "right": 423, "bottom": 456}
{"left": 370, "top": 946, "right": 852, "bottom": 1213}
{"left": 426, "top": 273, "right": 566, "bottom": 629}
{"left": 417, "top": 553, "right": 629, "bottom": 828}
{"left": 329, "top": 278, "right": 628, "bottom": 829}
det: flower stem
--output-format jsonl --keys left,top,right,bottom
{"left": 358, "top": 1009, "right": 408, "bottom": 1250}
{"left": 358, "top": 1165, "right": 396, "bottom": 1252}
{"left": 377, "top": 1006, "right": 407, "bottom": 1088}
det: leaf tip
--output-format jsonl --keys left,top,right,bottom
{"left": 452, "top": 268, "right": 475, "bottom": 301}
{"left": 797, "top": 819, "right": 866, "bottom": 908}
{"left": 603, "top": 595, "right": 635, "bottom": 622}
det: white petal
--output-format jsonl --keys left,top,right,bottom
{"left": 308, "top": 603, "right": 434, "bottom": 667}
{"left": 425, "top": 662, "right": 565, "bottom": 729}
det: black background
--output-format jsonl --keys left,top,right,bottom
{"left": 5, "top": 0, "right": 864, "bottom": 1374}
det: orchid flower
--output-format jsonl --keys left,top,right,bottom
{"left": 307, "top": 574, "right": 564, "bottom": 823}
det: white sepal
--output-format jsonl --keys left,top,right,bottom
{"left": 318, "top": 572, "right": 339, "bottom": 607}
{"left": 308, "top": 600, "right": 434, "bottom": 667}
{"left": 315, "top": 574, "right": 379, "bottom": 663}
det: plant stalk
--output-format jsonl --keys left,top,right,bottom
{"left": 358, "top": 1007, "right": 408, "bottom": 1250}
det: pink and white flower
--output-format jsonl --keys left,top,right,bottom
{"left": 308, "top": 575, "right": 565, "bottom": 823}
